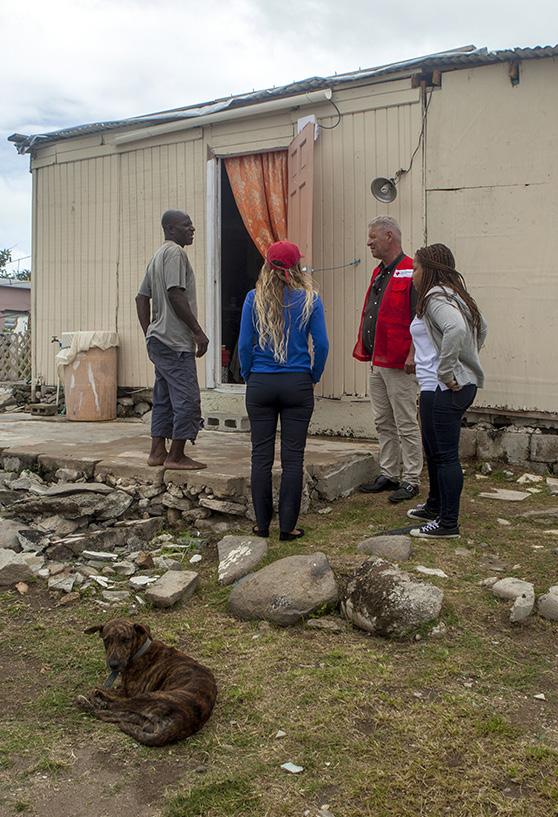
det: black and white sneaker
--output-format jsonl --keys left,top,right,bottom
{"left": 410, "top": 519, "right": 460, "bottom": 539}
{"left": 407, "top": 503, "right": 438, "bottom": 522}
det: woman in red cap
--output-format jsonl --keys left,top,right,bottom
{"left": 238, "top": 240, "right": 329, "bottom": 540}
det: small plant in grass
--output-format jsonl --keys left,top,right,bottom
{"left": 14, "top": 801, "right": 31, "bottom": 813}
{"left": 164, "top": 778, "right": 258, "bottom": 817}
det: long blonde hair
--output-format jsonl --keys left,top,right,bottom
{"left": 253, "top": 262, "right": 316, "bottom": 364}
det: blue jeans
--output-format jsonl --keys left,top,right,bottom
{"left": 419, "top": 385, "right": 477, "bottom": 528}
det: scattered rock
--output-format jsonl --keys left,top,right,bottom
{"left": 199, "top": 497, "right": 247, "bottom": 516}
{"left": 0, "top": 518, "right": 26, "bottom": 550}
{"left": 82, "top": 550, "right": 118, "bottom": 562}
{"left": 39, "top": 515, "right": 83, "bottom": 537}
{"left": 275, "top": 730, "right": 286, "bottom": 739}
{"left": 479, "top": 488, "right": 530, "bottom": 502}
{"left": 534, "top": 693, "right": 546, "bottom": 701}
{"left": 521, "top": 508, "right": 558, "bottom": 522}
{"left": 48, "top": 574, "right": 76, "bottom": 593}
{"left": 491, "top": 577, "right": 534, "bottom": 601}
{"left": 15, "top": 581, "right": 29, "bottom": 595}
{"left": 102, "top": 590, "right": 131, "bottom": 604}
{"left": 55, "top": 467, "right": 83, "bottom": 482}
{"left": 153, "top": 556, "right": 182, "bottom": 571}
{"left": 228, "top": 553, "right": 338, "bottom": 626}
{"left": 129, "top": 575, "right": 157, "bottom": 590}
{"left": 0, "top": 549, "right": 34, "bottom": 585}
{"left": 112, "top": 561, "right": 136, "bottom": 577}
{"left": 538, "top": 586, "right": 558, "bottom": 621}
{"left": 217, "top": 535, "right": 268, "bottom": 586}
{"left": 415, "top": 565, "right": 448, "bottom": 578}
{"left": 430, "top": 622, "right": 448, "bottom": 637}
{"left": 357, "top": 534, "right": 412, "bottom": 562}
{"left": 144, "top": 570, "right": 199, "bottom": 608}
{"left": 281, "top": 762, "right": 304, "bottom": 774}
{"left": 96, "top": 491, "right": 134, "bottom": 520}
{"left": 341, "top": 558, "right": 444, "bottom": 638}
{"left": 454, "top": 547, "right": 472, "bottom": 557}
{"left": 189, "top": 554, "right": 202, "bottom": 564}
{"left": 305, "top": 617, "right": 345, "bottom": 633}
{"left": 510, "top": 590, "right": 535, "bottom": 623}
{"left": 497, "top": 518, "right": 511, "bottom": 527}
{"left": 135, "top": 551, "right": 155, "bottom": 569}
{"left": 317, "top": 506, "right": 332, "bottom": 515}
{"left": 55, "top": 591, "right": 80, "bottom": 607}
{"left": 546, "top": 477, "right": 558, "bottom": 495}
{"left": 480, "top": 462, "right": 493, "bottom": 475}
{"left": 517, "top": 473, "right": 543, "bottom": 484}
{"left": 479, "top": 576, "right": 499, "bottom": 587}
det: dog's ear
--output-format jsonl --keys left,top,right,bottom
{"left": 84, "top": 625, "right": 103, "bottom": 635}
{"left": 134, "top": 623, "right": 152, "bottom": 639}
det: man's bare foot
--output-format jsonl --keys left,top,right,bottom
{"left": 147, "top": 454, "right": 167, "bottom": 466}
{"left": 164, "top": 456, "right": 207, "bottom": 471}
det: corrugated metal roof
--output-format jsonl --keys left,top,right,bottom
{"left": 8, "top": 44, "right": 558, "bottom": 154}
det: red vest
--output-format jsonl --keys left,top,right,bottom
{"left": 352, "top": 254, "right": 414, "bottom": 369}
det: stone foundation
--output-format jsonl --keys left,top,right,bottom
{"left": 459, "top": 423, "right": 558, "bottom": 473}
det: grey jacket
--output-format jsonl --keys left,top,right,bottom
{"left": 422, "top": 286, "right": 488, "bottom": 388}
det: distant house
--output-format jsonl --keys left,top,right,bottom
{"left": 8, "top": 43, "right": 558, "bottom": 434}
{"left": 0, "top": 280, "right": 30, "bottom": 332}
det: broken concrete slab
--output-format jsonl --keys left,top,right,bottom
{"left": 217, "top": 535, "right": 268, "bottom": 586}
{"left": 165, "top": 470, "right": 247, "bottom": 499}
{"left": 357, "top": 535, "right": 412, "bottom": 562}
{"left": 306, "top": 452, "right": 377, "bottom": 501}
{"left": 38, "top": 453, "right": 99, "bottom": 479}
{"left": 46, "top": 517, "right": 164, "bottom": 560}
{"left": 48, "top": 574, "right": 76, "bottom": 593}
{"left": 101, "top": 590, "right": 131, "bottom": 604}
{"left": 94, "top": 460, "right": 165, "bottom": 486}
{"left": 479, "top": 488, "right": 531, "bottom": 502}
{"left": 510, "top": 591, "right": 535, "bottom": 623}
{"left": 144, "top": 570, "right": 199, "bottom": 608}
{"left": 0, "top": 518, "right": 27, "bottom": 550}
{"left": 5, "top": 492, "right": 106, "bottom": 520}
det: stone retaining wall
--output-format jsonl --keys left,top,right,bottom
{"left": 459, "top": 424, "right": 558, "bottom": 474}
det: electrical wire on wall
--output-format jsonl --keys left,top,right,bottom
{"left": 318, "top": 97, "right": 342, "bottom": 130}
{"left": 393, "top": 86, "right": 433, "bottom": 182}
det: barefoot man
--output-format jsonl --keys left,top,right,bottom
{"left": 136, "top": 209, "right": 209, "bottom": 470}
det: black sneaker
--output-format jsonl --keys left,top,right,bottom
{"left": 388, "top": 482, "right": 419, "bottom": 503}
{"left": 410, "top": 519, "right": 460, "bottom": 539}
{"left": 359, "top": 475, "right": 399, "bottom": 494}
{"left": 407, "top": 503, "right": 438, "bottom": 521}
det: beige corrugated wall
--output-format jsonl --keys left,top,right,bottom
{"left": 31, "top": 78, "right": 423, "bottom": 396}
{"left": 426, "top": 58, "right": 558, "bottom": 413}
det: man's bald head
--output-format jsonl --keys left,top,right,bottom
{"left": 161, "top": 210, "right": 195, "bottom": 247}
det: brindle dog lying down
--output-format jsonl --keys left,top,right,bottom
{"left": 75, "top": 618, "right": 217, "bottom": 746}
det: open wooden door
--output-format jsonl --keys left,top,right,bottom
{"left": 287, "top": 122, "right": 314, "bottom": 269}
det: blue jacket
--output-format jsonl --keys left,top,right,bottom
{"left": 238, "top": 288, "right": 329, "bottom": 383}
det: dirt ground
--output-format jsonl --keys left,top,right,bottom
{"left": 1, "top": 465, "right": 558, "bottom": 817}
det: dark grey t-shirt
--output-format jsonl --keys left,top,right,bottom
{"left": 138, "top": 241, "right": 197, "bottom": 353}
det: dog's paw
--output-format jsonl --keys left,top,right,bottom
{"left": 74, "top": 694, "right": 95, "bottom": 713}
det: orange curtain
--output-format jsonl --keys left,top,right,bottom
{"left": 224, "top": 151, "right": 288, "bottom": 257}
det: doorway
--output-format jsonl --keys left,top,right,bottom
{"left": 219, "top": 165, "right": 263, "bottom": 384}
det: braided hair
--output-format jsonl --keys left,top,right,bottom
{"left": 414, "top": 243, "right": 481, "bottom": 332}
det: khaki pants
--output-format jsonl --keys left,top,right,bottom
{"left": 368, "top": 366, "right": 422, "bottom": 485}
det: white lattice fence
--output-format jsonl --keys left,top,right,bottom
{"left": 0, "top": 331, "right": 31, "bottom": 382}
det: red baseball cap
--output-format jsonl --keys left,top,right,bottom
{"left": 266, "top": 240, "right": 302, "bottom": 271}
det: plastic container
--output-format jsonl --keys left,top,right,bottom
{"left": 57, "top": 331, "right": 119, "bottom": 422}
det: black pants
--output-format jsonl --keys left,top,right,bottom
{"left": 419, "top": 385, "right": 477, "bottom": 528}
{"left": 246, "top": 372, "right": 314, "bottom": 534}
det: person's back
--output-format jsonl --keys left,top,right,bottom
{"left": 239, "top": 287, "right": 328, "bottom": 380}
{"left": 239, "top": 240, "right": 329, "bottom": 541}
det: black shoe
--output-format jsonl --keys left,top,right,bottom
{"left": 388, "top": 482, "right": 419, "bottom": 503}
{"left": 407, "top": 503, "right": 438, "bottom": 521}
{"left": 279, "top": 528, "right": 305, "bottom": 541}
{"left": 359, "top": 475, "right": 399, "bottom": 494}
{"left": 410, "top": 519, "right": 460, "bottom": 539}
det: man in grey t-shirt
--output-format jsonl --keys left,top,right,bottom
{"left": 136, "top": 210, "right": 209, "bottom": 470}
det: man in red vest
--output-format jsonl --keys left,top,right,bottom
{"left": 353, "top": 216, "right": 422, "bottom": 502}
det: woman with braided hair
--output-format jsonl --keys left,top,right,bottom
{"left": 407, "top": 243, "right": 487, "bottom": 539}
{"left": 238, "top": 240, "right": 329, "bottom": 540}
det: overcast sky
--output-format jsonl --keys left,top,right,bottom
{"left": 1, "top": 0, "right": 557, "bottom": 266}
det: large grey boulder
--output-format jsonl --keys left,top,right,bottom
{"left": 357, "top": 535, "right": 412, "bottom": 562}
{"left": 144, "top": 570, "right": 199, "bottom": 608}
{"left": 538, "top": 586, "right": 558, "bottom": 621}
{"left": 0, "top": 549, "right": 34, "bottom": 586}
{"left": 341, "top": 558, "right": 444, "bottom": 638}
{"left": 228, "top": 552, "right": 338, "bottom": 626}
{"left": 217, "top": 535, "right": 268, "bottom": 586}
